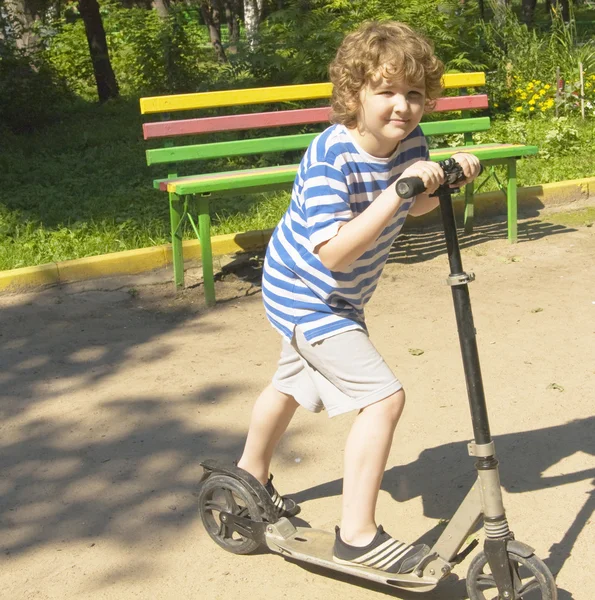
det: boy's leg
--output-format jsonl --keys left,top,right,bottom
{"left": 237, "top": 383, "right": 299, "bottom": 484}
{"left": 340, "top": 389, "right": 405, "bottom": 545}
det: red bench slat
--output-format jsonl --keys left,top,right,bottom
{"left": 143, "top": 107, "right": 332, "bottom": 140}
{"left": 433, "top": 94, "right": 489, "bottom": 112}
{"left": 143, "top": 95, "right": 489, "bottom": 140}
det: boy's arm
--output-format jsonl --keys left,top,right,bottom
{"left": 408, "top": 152, "right": 482, "bottom": 217}
{"left": 317, "top": 161, "right": 444, "bottom": 271}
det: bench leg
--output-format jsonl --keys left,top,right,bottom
{"left": 507, "top": 159, "right": 518, "bottom": 243}
{"left": 197, "top": 195, "right": 215, "bottom": 306}
{"left": 464, "top": 181, "right": 475, "bottom": 234}
{"left": 169, "top": 192, "right": 184, "bottom": 289}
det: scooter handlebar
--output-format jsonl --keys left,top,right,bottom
{"left": 395, "top": 161, "right": 484, "bottom": 200}
{"left": 395, "top": 177, "right": 426, "bottom": 199}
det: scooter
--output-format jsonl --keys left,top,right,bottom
{"left": 197, "top": 159, "right": 558, "bottom": 599}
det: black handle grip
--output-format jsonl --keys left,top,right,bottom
{"left": 395, "top": 177, "right": 426, "bottom": 199}
{"left": 395, "top": 162, "right": 484, "bottom": 199}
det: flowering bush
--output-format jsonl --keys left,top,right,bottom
{"left": 502, "top": 73, "right": 595, "bottom": 117}
{"left": 539, "top": 117, "right": 581, "bottom": 159}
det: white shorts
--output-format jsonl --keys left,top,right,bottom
{"left": 272, "top": 325, "right": 403, "bottom": 418}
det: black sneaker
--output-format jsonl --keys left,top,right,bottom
{"left": 333, "top": 525, "right": 429, "bottom": 574}
{"left": 265, "top": 474, "right": 300, "bottom": 518}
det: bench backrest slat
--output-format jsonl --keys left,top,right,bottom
{"left": 142, "top": 95, "right": 489, "bottom": 140}
{"left": 143, "top": 107, "right": 332, "bottom": 140}
{"left": 146, "top": 117, "right": 490, "bottom": 165}
{"left": 140, "top": 72, "right": 486, "bottom": 115}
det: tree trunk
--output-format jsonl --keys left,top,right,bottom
{"left": 152, "top": 0, "right": 170, "bottom": 19}
{"left": 243, "top": 0, "right": 263, "bottom": 50}
{"left": 222, "top": 0, "right": 240, "bottom": 53}
{"left": 200, "top": 0, "right": 227, "bottom": 62}
{"left": 3, "top": 0, "right": 42, "bottom": 53}
{"left": 77, "top": 0, "right": 119, "bottom": 102}
{"left": 493, "top": 0, "right": 508, "bottom": 26}
{"left": 550, "top": 0, "right": 570, "bottom": 22}
{"left": 521, "top": 0, "right": 537, "bottom": 24}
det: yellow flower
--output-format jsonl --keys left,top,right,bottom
{"left": 535, "top": 80, "right": 541, "bottom": 85}
{"left": 494, "top": 102, "right": 499, "bottom": 107}
{"left": 529, "top": 99, "right": 536, "bottom": 105}
{"left": 539, "top": 89, "right": 546, "bottom": 96}
{"left": 545, "top": 84, "right": 551, "bottom": 90}
{"left": 541, "top": 106, "right": 547, "bottom": 111}
{"left": 521, "top": 93, "right": 527, "bottom": 100}
{"left": 515, "top": 106, "right": 523, "bottom": 112}
{"left": 530, "top": 107, "right": 535, "bottom": 111}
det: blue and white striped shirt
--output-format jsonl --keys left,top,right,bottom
{"left": 262, "top": 123, "right": 429, "bottom": 343}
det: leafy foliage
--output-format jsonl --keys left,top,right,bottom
{"left": 240, "top": 0, "right": 486, "bottom": 84}
{"left": 479, "top": 3, "right": 595, "bottom": 116}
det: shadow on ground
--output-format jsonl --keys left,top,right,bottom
{"left": 209, "top": 218, "right": 577, "bottom": 292}
{"left": 290, "top": 417, "right": 593, "bottom": 599}
{"left": 0, "top": 215, "right": 585, "bottom": 600}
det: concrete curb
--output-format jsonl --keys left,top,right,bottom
{"left": 1, "top": 176, "right": 594, "bottom": 293}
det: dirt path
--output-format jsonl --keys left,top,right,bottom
{"left": 1, "top": 215, "right": 594, "bottom": 600}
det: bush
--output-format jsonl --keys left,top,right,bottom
{"left": 239, "top": 0, "right": 485, "bottom": 85}
{"left": 0, "top": 45, "right": 70, "bottom": 132}
{"left": 45, "top": 1, "right": 234, "bottom": 98}
{"left": 480, "top": 4, "right": 595, "bottom": 118}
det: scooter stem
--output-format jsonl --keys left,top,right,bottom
{"left": 437, "top": 189, "right": 491, "bottom": 446}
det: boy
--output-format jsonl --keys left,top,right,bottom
{"left": 237, "top": 21, "right": 481, "bottom": 574}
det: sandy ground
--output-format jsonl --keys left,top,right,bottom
{"left": 1, "top": 213, "right": 594, "bottom": 600}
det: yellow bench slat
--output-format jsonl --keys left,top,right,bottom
{"left": 140, "top": 73, "right": 485, "bottom": 114}
{"left": 442, "top": 72, "right": 485, "bottom": 89}
{"left": 140, "top": 83, "right": 334, "bottom": 114}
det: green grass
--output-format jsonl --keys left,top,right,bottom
{"left": 0, "top": 100, "right": 594, "bottom": 271}
{"left": 543, "top": 207, "right": 595, "bottom": 227}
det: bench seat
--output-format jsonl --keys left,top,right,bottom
{"left": 155, "top": 143, "right": 538, "bottom": 196}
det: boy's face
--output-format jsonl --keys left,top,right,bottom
{"left": 354, "top": 74, "right": 426, "bottom": 157}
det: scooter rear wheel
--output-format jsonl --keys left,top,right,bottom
{"left": 466, "top": 549, "right": 557, "bottom": 600}
{"left": 198, "top": 474, "right": 262, "bottom": 555}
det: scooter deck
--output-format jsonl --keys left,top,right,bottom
{"left": 265, "top": 519, "right": 440, "bottom": 593}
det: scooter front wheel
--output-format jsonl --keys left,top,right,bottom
{"left": 466, "top": 549, "right": 557, "bottom": 600}
{"left": 198, "top": 474, "right": 262, "bottom": 555}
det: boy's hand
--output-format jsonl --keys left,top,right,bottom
{"left": 397, "top": 161, "right": 445, "bottom": 196}
{"left": 451, "top": 153, "right": 481, "bottom": 186}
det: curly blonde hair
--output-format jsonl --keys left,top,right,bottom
{"left": 329, "top": 21, "right": 444, "bottom": 128}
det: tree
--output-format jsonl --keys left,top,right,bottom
{"left": 77, "top": 0, "right": 119, "bottom": 102}
{"left": 152, "top": 0, "right": 170, "bottom": 19}
{"left": 521, "top": 0, "right": 537, "bottom": 24}
{"left": 243, "top": 0, "right": 263, "bottom": 50}
{"left": 222, "top": 0, "right": 240, "bottom": 53}
{"left": 2, "top": 0, "right": 43, "bottom": 52}
{"left": 199, "top": 0, "right": 226, "bottom": 62}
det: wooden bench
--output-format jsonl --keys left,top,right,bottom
{"left": 140, "top": 72, "right": 538, "bottom": 305}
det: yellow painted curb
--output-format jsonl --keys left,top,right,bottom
{"left": 57, "top": 246, "right": 169, "bottom": 283}
{"left": 0, "top": 263, "right": 60, "bottom": 292}
{"left": 0, "top": 177, "right": 593, "bottom": 293}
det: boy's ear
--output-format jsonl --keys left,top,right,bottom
{"left": 424, "top": 99, "right": 437, "bottom": 114}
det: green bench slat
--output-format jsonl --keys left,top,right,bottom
{"left": 422, "top": 117, "right": 490, "bottom": 137}
{"left": 155, "top": 143, "right": 538, "bottom": 196}
{"left": 146, "top": 118, "right": 492, "bottom": 166}
{"left": 430, "top": 143, "right": 538, "bottom": 162}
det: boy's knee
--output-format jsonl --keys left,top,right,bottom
{"left": 365, "top": 388, "right": 406, "bottom": 423}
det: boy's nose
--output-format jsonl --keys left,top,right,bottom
{"left": 392, "top": 94, "right": 409, "bottom": 114}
